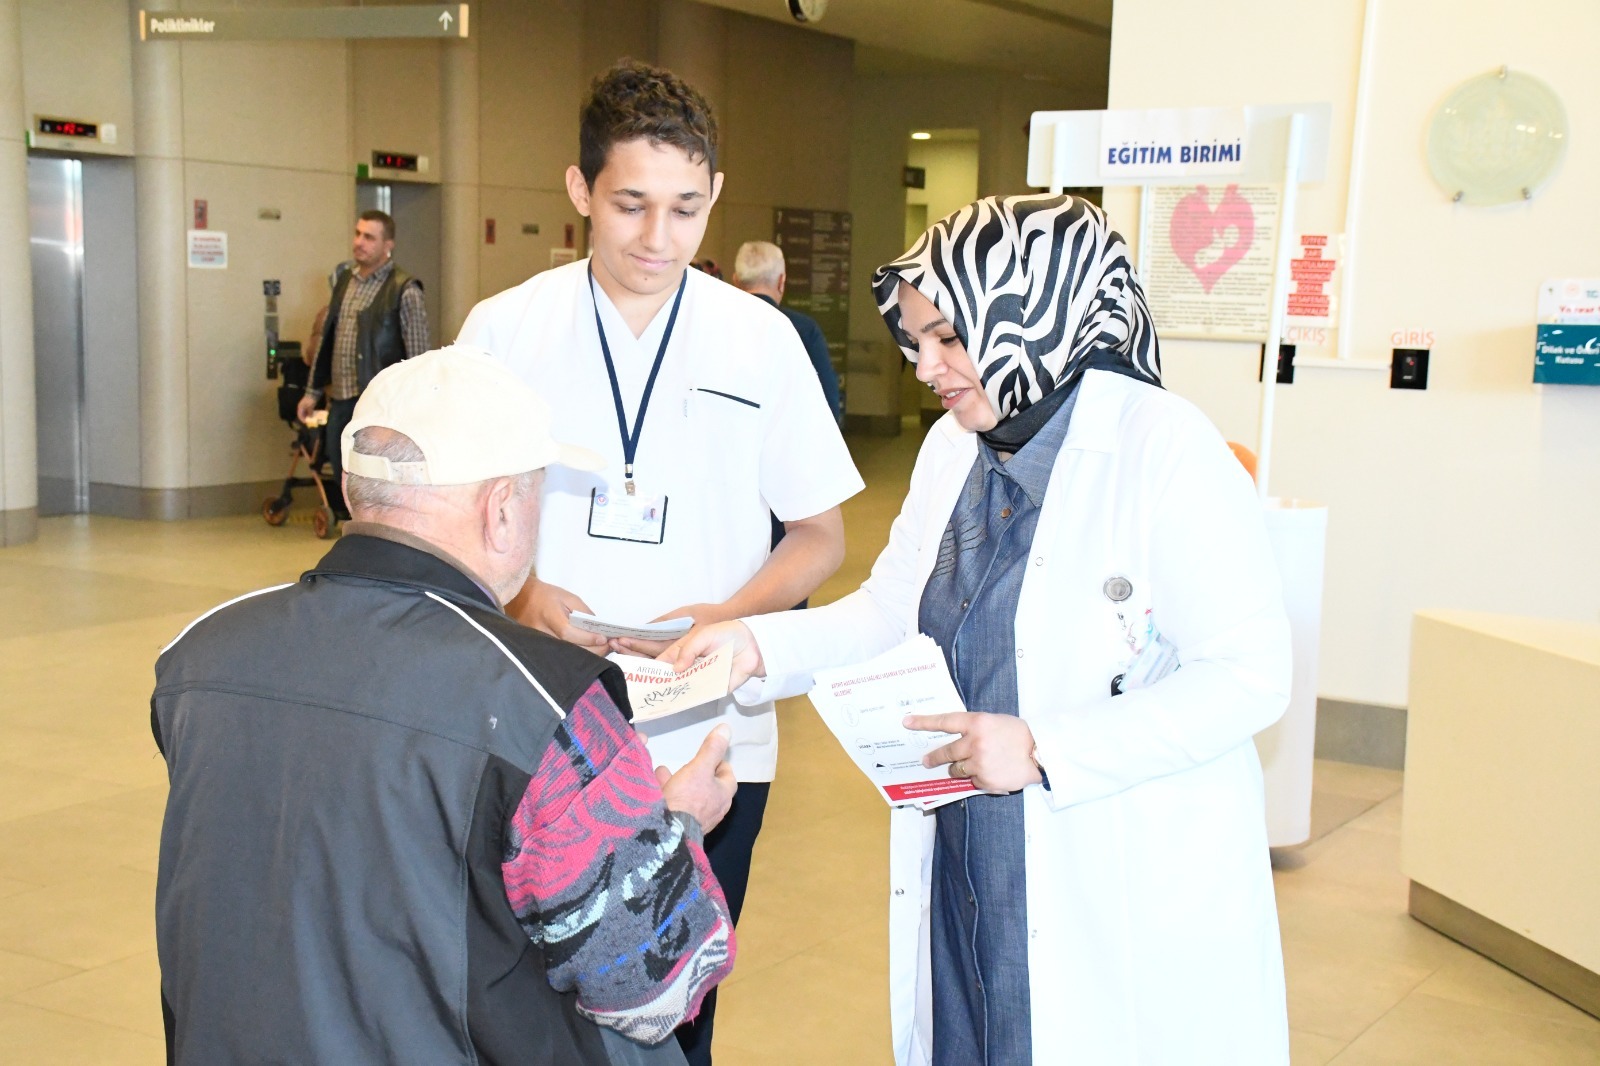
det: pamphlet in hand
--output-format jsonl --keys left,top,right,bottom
{"left": 570, "top": 611, "right": 694, "bottom": 643}
{"left": 808, "top": 635, "right": 978, "bottom": 812}
{"left": 608, "top": 648, "right": 733, "bottom": 723}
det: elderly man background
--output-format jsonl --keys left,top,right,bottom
{"left": 732, "top": 240, "right": 842, "bottom": 425}
{"left": 732, "top": 239, "right": 847, "bottom": 610}
{"left": 153, "top": 347, "right": 735, "bottom": 1066}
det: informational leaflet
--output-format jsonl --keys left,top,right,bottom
{"left": 186, "top": 229, "right": 227, "bottom": 269}
{"left": 569, "top": 612, "right": 693, "bottom": 643}
{"left": 1281, "top": 232, "right": 1344, "bottom": 355}
{"left": 1538, "top": 278, "right": 1600, "bottom": 324}
{"left": 608, "top": 649, "right": 733, "bottom": 723}
{"left": 1143, "top": 183, "right": 1281, "bottom": 340}
{"left": 808, "top": 636, "right": 978, "bottom": 811}
{"left": 1285, "top": 233, "right": 1342, "bottom": 323}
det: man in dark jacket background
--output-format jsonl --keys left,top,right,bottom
{"left": 733, "top": 240, "right": 842, "bottom": 425}
{"left": 156, "top": 346, "right": 735, "bottom": 1065}
{"left": 734, "top": 240, "right": 845, "bottom": 608}
{"left": 297, "top": 209, "right": 431, "bottom": 519}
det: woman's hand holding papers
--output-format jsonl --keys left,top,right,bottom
{"left": 906, "top": 711, "right": 1043, "bottom": 794}
{"left": 609, "top": 602, "right": 731, "bottom": 658}
{"left": 658, "top": 621, "right": 767, "bottom": 692}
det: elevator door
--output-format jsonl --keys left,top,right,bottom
{"left": 356, "top": 182, "right": 442, "bottom": 335}
{"left": 28, "top": 157, "right": 87, "bottom": 515}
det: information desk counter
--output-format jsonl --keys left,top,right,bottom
{"left": 1403, "top": 609, "right": 1600, "bottom": 1018}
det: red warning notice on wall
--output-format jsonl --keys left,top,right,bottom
{"left": 1285, "top": 233, "right": 1340, "bottom": 323}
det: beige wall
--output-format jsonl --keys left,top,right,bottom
{"left": 7, "top": 0, "right": 1093, "bottom": 512}
{"left": 582, "top": 0, "right": 659, "bottom": 83}
{"left": 902, "top": 137, "right": 980, "bottom": 418}
{"left": 15, "top": 0, "right": 857, "bottom": 495}
{"left": 472, "top": 0, "right": 585, "bottom": 312}
{"left": 1104, "top": 0, "right": 1600, "bottom": 707}
{"left": 906, "top": 138, "right": 979, "bottom": 228}
{"left": 846, "top": 71, "right": 1103, "bottom": 425}
{"left": 353, "top": 38, "right": 444, "bottom": 179}
{"left": 182, "top": 162, "right": 352, "bottom": 488}
{"left": 713, "top": 12, "right": 852, "bottom": 271}
{"left": 21, "top": 0, "right": 135, "bottom": 157}
{"left": 173, "top": 35, "right": 354, "bottom": 490}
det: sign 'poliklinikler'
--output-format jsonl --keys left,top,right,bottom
{"left": 139, "top": 5, "right": 469, "bottom": 41}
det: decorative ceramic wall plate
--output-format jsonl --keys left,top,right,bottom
{"left": 1426, "top": 68, "right": 1567, "bottom": 206}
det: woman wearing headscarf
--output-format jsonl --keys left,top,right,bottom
{"left": 664, "top": 194, "right": 1292, "bottom": 1065}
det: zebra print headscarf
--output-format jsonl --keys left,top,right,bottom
{"left": 874, "top": 194, "right": 1162, "bottom": 427}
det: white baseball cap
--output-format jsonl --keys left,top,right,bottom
{"left": 342, "top": 345, "right": 605, "bottom": 485}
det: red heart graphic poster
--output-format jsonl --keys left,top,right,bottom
{"left": 1142, "top": 183, "right": 1282, "bottom": 339}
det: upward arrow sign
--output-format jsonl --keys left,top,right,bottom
{"left": 438, "top": 10, "right": 453, "bottom": 31}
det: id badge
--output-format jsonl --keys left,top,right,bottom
{"left": 1122, "top": 620, "right": 1180, "bottom": 691}
{"left": 588, "top": 488, "right": 668, "bottom": 544}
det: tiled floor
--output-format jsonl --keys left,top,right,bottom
{"left": 2, "top": 425, "right": 1596, "bottom": 1063}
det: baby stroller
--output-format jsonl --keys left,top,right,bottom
{"left": 261, "top": 343, "right": 340, "bottom": 539}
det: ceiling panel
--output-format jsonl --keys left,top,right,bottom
{"left": 693, "top": 0, "right": 1111, "bottom": 87}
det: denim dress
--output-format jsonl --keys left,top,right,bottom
{"left": 915, "top": 390, "right": 1077, "bottom": 1066}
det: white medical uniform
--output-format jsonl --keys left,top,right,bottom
{"left": 738, "top": 369, "right": 1293, "bottom": 1064}
{"left": 457, "top": 259, "right": 863, "bottom": 778}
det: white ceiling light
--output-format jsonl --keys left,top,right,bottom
{"left": 911, "top": 131, "right": 932, "bottom": 140}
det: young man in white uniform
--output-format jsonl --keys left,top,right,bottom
{"left": 456, "top": 61, "right": 862, "bottom": 1066}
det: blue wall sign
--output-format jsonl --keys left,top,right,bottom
{"left": 1534, "top": 324, "right": 1600, "bottom": 385}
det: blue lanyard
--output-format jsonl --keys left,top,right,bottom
{"left": 588, "top": 266, "right": 687, "bottom": 494}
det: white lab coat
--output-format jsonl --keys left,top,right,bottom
{"left": 742, "top": 369, "right": 1292, "bottom": 1065}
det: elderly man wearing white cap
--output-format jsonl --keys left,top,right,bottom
{"left": 152, "top": 347, "right": 735, "bottom": 1066}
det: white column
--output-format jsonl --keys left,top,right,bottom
{"left": 131, "top": 0, "right": 189, "bottom": 501}
{"left": 438, "top": 33, "right": 480, "bottom": 340}
{"left": 0, "top": 0, "right": 38, "bottom": 544}
{"left": 1254, "top": 113, "right": 1306, "bottom": 499}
